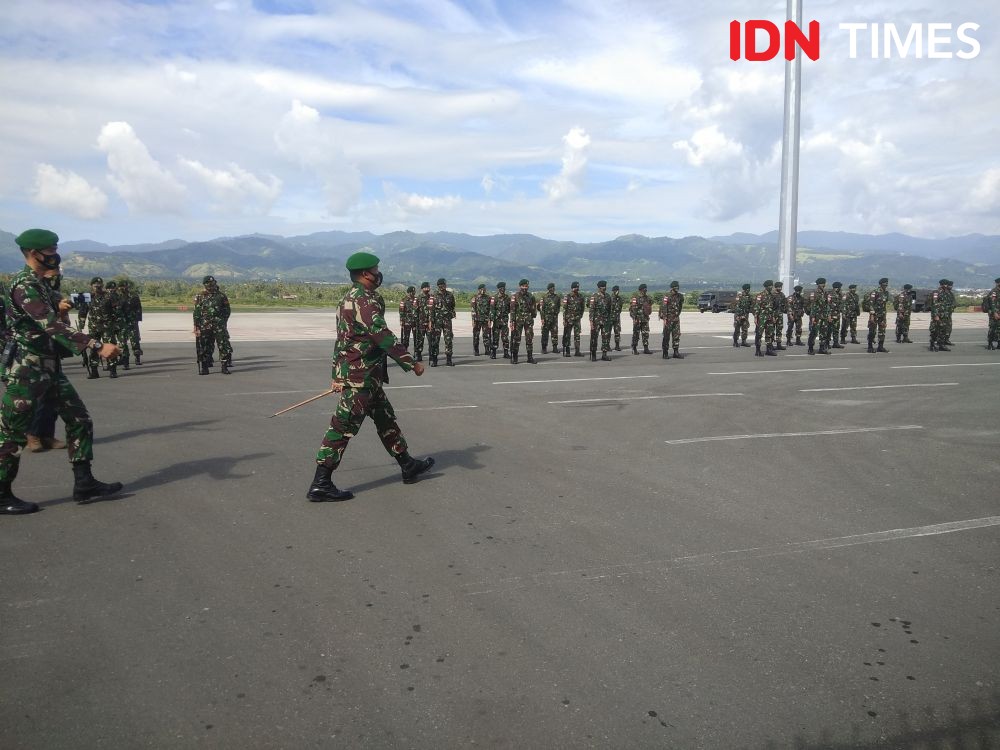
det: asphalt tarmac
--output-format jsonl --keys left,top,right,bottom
{"left": 2, "top": 316, "right": 999, "bottom": 749}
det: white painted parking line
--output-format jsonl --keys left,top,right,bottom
{"left": 397, "top": 405, "right": 477, "bottom": 412}
{"left": 800, "top": 382, "right": 959, "bottom": 392}
{"left": 665, "top": 424, "right": 922, "bottom": 444}
{"left": 465, "top": 515, "right": 1000, "bottom": 594}
{"left": 225, "top": 384, "right": 432, "bottom": 396}
{"left": 549, "top": 392, "right": 744, "bottom": 404}
{"left": 493, "top": 375, "right": 660, "bottom": 385}
{"left": 707, "top": 367, "right": 850, "bottom": 375}
{"left": 891, "top": 363, "right": 1000, "bottom": 369}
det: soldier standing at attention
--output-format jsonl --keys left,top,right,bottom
{"left": 827, "top": 282, "right": 844, "bottom": 349}
{"left": 807, "top": 278, "right": 830, "bottom": 355}
{"left": 509, "top": 279, "right": 538, "bottom": 365}
{"left": 193, "top": 275, "right": 233, "bottom": 374}
{"left": 107, "top": 281, "right": 132, "bottom": 370}
{"left": 539, "top": 283, "right": 561, "bottom": 354}
{"left": 659, "top": 280, "right": 685, "bottom": 359}
{"left": 771, "top": 281, "right": 787, "bottom": 351}
{"left": 471, "top": 284, "right": 491, "bottom": 356}
{"left": 941, "top": 280, "right": 957, "bottom": 346}
{"left": 753, "top": 280, "right": 777, "bottom": 357}
{"left": 79, "top": 276, "right": 119, "bottom": 379}
{"left": 398, "top": 286, "right": 418, "bottom": 351}
{"left": 306, "top": 252, "right": 434, "bottom": 502}
{"left": 786, "top": 284, "right": 806, "bottom": 346}
{"left": 588, "top": 280, "right": 613, "bottom": 361}
{"left": 489, "top": 281, "right": 511, "bottom": 360}
{"left": 893, "top": 284, "right": 914, "bottom": 343}
{"left": 733, "top": 283, "right": 753, "bottom": 347}
{"left": 610, "top": 285, "right": 625, "bottom": 351}
{"left": 843, "top": 284, "right": 861, "bottom": 344}
{"left": 983, "top": 278, "right": 1000, "bottom": 350}
{"left": 862, "top": 277, "right": 891, "bottom": 353}
{"left": 562, "top": 281, "right": 585, "bottom": 357}
{"left": 413, "top": 282, "right": 431, "bottom": 362}
{"left": 117, "top": 280, "right": 142, "bottom": 365}
{"left": 928, "top": 279, "right": 951, "bottom": 352}
{"left": 1, "top": 229, "right": 123, "bottom": 515}
{"left": 629, "top": 283, "right": 653, "bottom": 354}
{"left": 428, "top": 278, "right": 456, "bottom": 367}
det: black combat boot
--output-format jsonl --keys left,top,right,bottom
{"left": 306, "top": 464, "right": 353, "bottom": 502}
{"left": 796, "top": 336, "right": 804, "bottom": 346}
{"left": 0, "top": 475, "right": 39, "bottom": 515}
{"left": 109, "top": 364, "right": 118, "bottom": 378}
{"left": 221, "top": 359, "right": 231, "bottom": 374}
{"left": 446, "top": 354, "right": 454, "bottom": 366}
{"left": 643, "top": 344, "right": 651, "bottom": 354}
{"left": 786, "top": 334, "right": 793, "bottom": 347}
{"left": 474, "top": 342, "right": 480, "bottom": 356}
{"left": 937, "top": 342, "right": 950, "bottom": 352}
{"left": 430, "top": 355, "right": 438, "bottom": 367}
{"left": 775, "top": 340, "right": 786, "bottom": 351}
{"left": 490, "top": 347, "right": 497, "bottom": 360}
{"left": 199, "top": 362, "right": 209, "bottom": 375}
{"left": 88, "top": 363, "right": 100, "bottom": 379}
{"left": 134, "top": 352, "right": 141, "bottom": 365}
{"left": 867, "top": 334, "right": 875, "bottom": 353}
{"left": 754, "top": 343, "right": 763, "bottom": 357}
{"left": 614, "top": 339, "right": 621, "bottom": 351}
{"left": 831, "top": 340, "right": 843, "bottom": 349}
{"left": 765, "top": 344, "right": 777, "bottom": 356}
{"left": 541, "top": 345, "right": 547, "bottom": 354}
{"left": 632, "top": 344, "right": 639, "bottom": 355}
{"left": 526, "top": 351, "right": 536, "bottom": 364}
{"left": 741, "top": 337, "right": 750, "bottom": 347}
{"left": 511, "top": 348, "right": 519, "bottom": 364}
{"left": 895, "top": 333, "right": 901, "bottom": 343}
{"left": 574, "top": 346, "right": 583, "bottom": 357}
{"left": 503, "top": 348, "right": 510, "bottom": 359}
{"left": 902, "top": 335, "right": 912, "bottom": 343}
{"left": 987, "top": 339, "right": 995, "bottom": 350}
{"left": 601, "top": 351, "right": 611, "bottom": 361}
{"left": 122, "top": 358, "right": 130, "bottom": 370}
{"left": 840, "top": 334, "right": 847, "bottom": 345}
{"left": 807, "top": 346, "right": 815, "bottom": 355}
{"left": 415, "top": 351, "right": 423, "bottom": 362}
{"left": 876, "top": 337, "right": 889, "bottom": 353}
{"left": 72, "top": 461, "right": 123, "bottom": 504}
{"left": 673, "top": 347, "right": 683, "bottom": 359}
{"left": 563, "top": 345, "right": 570, "bottom": 358}
{"left": 850, "top": 335, "right": 859, "bottom": 344}
{"left": 397, "top": 453, "right": 434, "bottom": 484}
{"left": 733, "top": 332, "right": 740, "bottom": 348}
{"left": 590, "top": 350, "right": 597, "bottom": 362}
{"left": 663, "top": 347, "right": 670, "bottom": 359}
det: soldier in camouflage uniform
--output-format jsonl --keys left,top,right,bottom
{"left": 610, "top": 285, "right": 625, "bottom": 350}
{"left": 893, "top": 284, "right": 914, "bottom": 343}
{"left": 983, "top": 278, "right": 1000, "bottom": 351}
{"left": 107, "top": 281, "right": 131, "bottom": 370}
{"left": 79, "top": 275, "right": 119, "bottom": 379}
{"left": 193, "top": 275, "right": 233, "bottom": 374}
{"left": 306, "top": 251, "right": 434, "bottom": 503}
{"left": 427, "top": 277, "right": 456, "bottom": 367}
{"left": 842, "top": 283, "right": 861, "bottom": 344}
{"left": 928, "top": 279, "right": 951, "bottom": 352}
{"left": 1, "top": 229, "right": 123, "bottom": 515}
{"left": 470, "top": 284, "right": 492, "bottom": 356}
{"left": 827, "top": 281, "right": 844, "bottom": 349}
{"left": 752, "top": 280, "right": 777, "bottom": 357}
{"left": 538, "top": 282, "right": 561, "bottom": 354}
{"left": 413, "top": 282, "right": 431, "bottom": 361}
{"left": 733, "top": 283, "right": 753, "bottom": 347}
{"left": 398, "top": 285, "right": 418, "bottom": 351}
{"left": 629, "top": 283, "right": 653, "bottom": 354}
{"left": 806, "top": 277, "right": 831, "bottom": 355}
{"left": 941, "top": 280, "right": 957, "bottom": 346}
{"left": 786, "top": 284, "right": 806, "bottom": 346}
{"left": 489, "top": 281, "right": 511, "bottom": 360}
{"left": 509, "top": 279, "right": 538, "bottom": 364}
{"left": 659, "top": 280, "right": 685, "bottom": 359}
{"left": 771, "top": 281, "right": 787, "bottom": 350}
{"left": 115, "top": 279, "right": 142, "bottom": 365}
{"left": 588, "top": 280, "right": 613, "bottom": 361}
{"left": 861, "top": 277, "right": 891, "bottom": 353}
{"left": 562, "top": 281, "right": 585, "bottom": 357}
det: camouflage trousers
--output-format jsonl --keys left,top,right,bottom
{"left": 472, "top": 320, "right": 491, "bottom": 352}
{"left": 895, "top": 314, "right": 911, "bottom": 340}
{"left": 120, "top": 320, "right": 141, "bottom": 356}
{"left": 987, "top": 315, "right": 1000, "bottom": 345}
{"left": 661, "top": 319, "right": 680, "bottom": 350}
{"left": 785, "top": 315, "right": 803, "bottom": 339}
{"left": 540, "top": 315, "right": 559, "bottom": 351}
{"left": 772, "top": 314, "right": 784, "bottom": 342}
{"left": 827, "top": 314, "right": 841, "bottom": 344}
{"left": 491, "top": 318, "right": 510, "bottom": 353}
{"left": 413, "top": 327, "right": 426, "bottom": 356}
{"left": 943, "top": 314, "right": 954, "bottom": 341}
{"left": 0, "top": 362, "right": 94, "bottom": 482}
{"left": 841, "top": 315, "right": 858, "bottom": 340}
{"left": 429, "top": 321, "right": 453, "bottom": 358}
{"left": 510, "top": 322, "right": 534, "bottom": 353}
{"left": 631, "top": 320, "right": 650, "bottom": 347}
{"left": 116, "top": 324, "right": 131, "bottom": 363}
{"left": 589, "top": 322, "right": 611, "bottom": 353}
{"left": 562, "top": 319, "right": 582, "bottom": 350}
{"left": 198, "top": 325, "right": 233, "bottom": 362}
{"left": 734, "top": 315, "right": 750, "bottom": 341}
{"left": 612, "top": 315, "right": 622, "bottom": 346}
{"left": 87, "top": 322, "right": 119, "bottom": 366}
{"left": 867, "top": 313, "right": 887, "bottom": 339}
{"left": 754, "top": 314, "right": 775, "bottom": 346}
{"left": 400, "top": 324, "right": 414, "bottom": 350}
{"left": 929, "top": 314, "right": 951, "bottom": 344}
{"left": 808, "top": 317, "right": 830, "bottom": 349}
{"left": 316, "top": 386, "right": 407, "bottom": 471}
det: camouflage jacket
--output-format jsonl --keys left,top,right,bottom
{"left": 489, "top": 289, "right": 511, "bottom": 323}
{"left": 563, "top": 291, "right": 585, "bottom": 322}
{"left": 589, "top": 290, "right": 613, "bottom": 325}
{"left": 844, "top": 290, "right": 861, "bottom": 317}
{"left": 333, "top": 282, "right": 414, "bottom": 389}
{"left": 431, "top": 289, "right": 456, "bottom": 328}
{"left": 752, "top": 290, "right": 774, "bottom": 318}
{"left": 787, "top": 292, "right": 805, "bottom": 317}
{"left": 398, "top": 294, "right": 420, "bottom": 327}
{"left": 658, "top": 290, "right": 684, "bottom": 321}
{"left": 808, "top": 288, "right": 829, "bottom": 318}
{"left": 862, "top": 287, "right": 890, "bottom": 315}
{"left": 194, "top": 289, "right": 231, "bottom": 329}
{"left": 3, "top": 265, "right": 93, "bottom": 376}
{"left": 893, "top": 292, "right": 913, "bottom": 316}
{"left": 983, "top": 288, "right": 1000, "bottom": 318}
{"left": 928, "top": 289, "right": 950, "bottom": 317}
{"left": 511, "top": 290, "right": 537, "bottom": 326}
{"left": 610, "top": 291, "right": 624, "bottom": 317}
{"left": 772, "top": 290, "right": 788, "bottom": 315}
{"left": 416, "top": 292, "right": 433, "bottom": 328}
{"left": 540, "top": 291, "right": 561, "bottom": 319}
{"left": 734, "top": 289, "right": 754, "bottom": 317}
{"left": 941, "top": 288, "right": 956, "bottom": 314}
{"left": 827, "top": 289, "right": 843, "bottom": 315}
{"left": 470, "top": 291, "right": 491, "bottom": 323}
{"left": 81, "top": 289, "right": 116, "bottom": 333}
{"left": 629, "top": 292, "right": 654, "bottom": 323}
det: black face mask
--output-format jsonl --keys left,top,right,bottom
{"left": 34, "top": 250, "right": 61, "bottom": 270}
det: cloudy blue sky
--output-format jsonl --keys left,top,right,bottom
{"left": 0, "top": 0, "right": 997, "bottom": 245}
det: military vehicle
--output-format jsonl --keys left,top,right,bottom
{"left": 697, "top": 290, "right": 738, "bottom": 313}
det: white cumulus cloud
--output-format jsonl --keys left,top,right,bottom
{"left": 97, "top": 121, "right": 187, "bottom": 214}
{"left": 544, "top": 126, "right": 591, "bottom": 202}
{"left": 31, "top": 163, "right": 108, "bottom": 219}
{"left": 180, "top": 159, "right": 282, "bottom": 214}
{"left": 673, "top": 125, "right": 743, "bottom": 167}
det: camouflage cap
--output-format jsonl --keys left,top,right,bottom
{"left": 570, "top": 281, "right": 580, "bottom": 289}
{"left": 763, "top": 280, "right": 773, "bottom": 288}
{"left": 345, "top": 251, "right": 379, "bottom": 271}
{"left": 879, "top": 277, "right": 889, "bottom": 285}
{"left": 203, "top": 275, "right": 216, "bottom": 285}
{"left": 407, "top": 285, "right": 416, "bottom": 293}
{"left": 420, "top": 281, "right": 431, "bottom": 289}
{"left": 903, "top": 283, "right": 913, "bottom": 290}
{"left": 547, "top": 282, "right": 555, "bottom": 289}
{"left": 90, "top": 276, "right": 104, "bottom": 285}
{"left": 597, "top": 280, "right": 607, "bottom": 288}
{"left": 518, "top": 278, "right": 529, "bottom": 286}
{"left": 793, "top": 285, "right": 803, "bottom": 292}
{"left": 437, "top": 278, "right": 447, "bottom": 286}
{"left": 670, "top": 281, "right": 679, "bottom": 289}
{"left": 832, "top": 281, "right": 842, "bottom": 288}
{"left": 638, "top": 283, "right": 647, "bottom": 290}
{"left": 15, "top": 228, "right": 59, "bottom": 250}
{"left": 612, "top": 285, "right": 620, "bottom": 291}
{"left": 742, "top": 283, "right": 752, "bottom": 290}
{"left": 477, "top": 283, "right": 485, "bottom": 290}
{"left": 815, "top": 277, "right": 826, "bottom": 285}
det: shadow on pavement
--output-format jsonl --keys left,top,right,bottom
{"left": 98, "top": 419, "right": 221, "bottom": 444}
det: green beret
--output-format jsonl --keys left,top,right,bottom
{"left": 763, "top": 280, "right": 773, "bottom": 288}
{"left": 497, "top": 281, "right": 506, "bottom": 289}
{"left": 832, "top": 281, "right": 842, "bottom": 288}
{"left": 518, "top": 278, "right": 529, "bottom": 286}
{"left": 202, "top": 275, "right": 216, "bottom": 285}
{"left": 547, "top": 282, "right": 555, "bottom": 289}
{"left": 597, "top": 280, "right": 607, "bottom": 288}
{"left": 994, "top": 278, "right": 1000, "bottom": 284}
{"left": 477, "top": 283, "right": 485, "bottom": 290}
{"left": 848, "top": 284, "right": 857, "bottom": 289}
{"left": 878, "top": 277, "right": 889, "bottom": 285}
{"left": 106, "top": 281, "right": 117, "bottom": 289}
{"left": 420, "top": 281, "right": 430, "bottom": 289}
{"left": 570, "top": 281, "right": 579, "bottom": 289}
{"left": 638, "top": 283, "right": 647, "bottom": 290}
{"left": 903, "top": 284, "right": 913, "bottom": 290}
{"left": 90, "top": 276, "right": 104, "bottom": 285}
{"left": 407, "top": 285, "right": 416, "bottom": 293}
{"left": 437, "top": 278, "right": 447, "bottom": 286}
{"left": 939, "top": 279, "right": 948, "bottom": 286}
{"left": 774, "top": 281, "right": 783, "bottom": 287}
{"left": 945, "top": 280, "right": 953, "bottom": 286}
{"left": 15, "top": 228, "right": 59, "bottom": 250}
{"left": 815, "top": 277, "right": 826, "bottom": 285}
{"left": 793, "top": 285, "right": 803, "bottom": 292}
{"left": 670, "top": 281, "right": 679, "bottom": 289}
{"left": 742, "top": 283, "right": 751, "bottom": 290}
{"left": 345, "top": 251, "right": 380, "bottom": 272}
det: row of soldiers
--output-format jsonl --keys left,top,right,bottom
{"left": 75, "top": 276, "right": 143, "bottom": 378}
{"left": 398, "top": 278, "right": 686, "bottom": 363}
